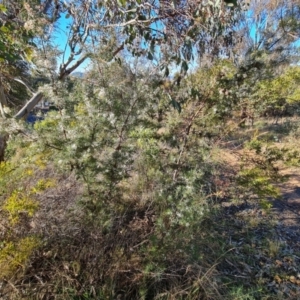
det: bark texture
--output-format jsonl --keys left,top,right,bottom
{"left": 0, "top": 133, "right": 8, "bottom": 162}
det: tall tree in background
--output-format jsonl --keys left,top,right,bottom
{"left": 37, "top": 0, "right": 243, "bottom": 79}
{"left": 232, "top": 0, "right": 299, "bottom": 66}
{"left": 0, "top": 1, "right": 36, "bottom": 115}
{"left": 221, "top": 0, "right": 300, "bottom": 125}
{"left": 0, "top": 0, "right": 244, "bottom": 119}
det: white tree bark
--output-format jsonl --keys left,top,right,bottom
{"left": 0, "top": 85, "right": 8, "bottom": 118}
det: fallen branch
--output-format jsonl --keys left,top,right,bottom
{"left": 14, "top": 92, "right": 44, "bottom": 119}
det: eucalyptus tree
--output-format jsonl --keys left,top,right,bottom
{"left": 218, "top": 0, "right": 300, "bottom": 125}
{"left": 0, "top": 1, "right": 36, "bottom": 116}
{"left": 42, "top": 0, "right": 241, "bottom": 75}
{"left": 0, "top": 1, "right": 244, "bottom": 116}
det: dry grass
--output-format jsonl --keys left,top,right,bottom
{"left": 2, "top": 118, "right": 300, "bottom": 299}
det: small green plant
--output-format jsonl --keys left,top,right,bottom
{"left": 30, "top": 178, "right": 56, "bottom": 194}
{"left": 2, "top": 177, "right": 55, "bottom": 224}
{"left": 3, "top": 190, "right": 39, "bottom": 224}
{"left": 267, "top": 239, "right": 282, "bottom": 257}
{"left": 259, "top": 199, "right": 273, "bottom": 212}
{"left": 227, "top": 286, "right": 258, "bottom": 300}
{"left": 237, "top": 167, "right": 280, "bottom": 200}
{"left": 0, "top": 236, "right": 41, "bottom": 279}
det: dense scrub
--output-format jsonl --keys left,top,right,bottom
{"left": 0, "top": 58, "right": 300, "bottom": 299}
{"left": 1, "top": 0, "right": 300, "bottom": 298}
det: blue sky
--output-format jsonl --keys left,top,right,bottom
{"left": 52, "top": 4, "right": 300, "bottom": 77}
{"left": 53, "top": 14, "right": 91, "bottom": 73}
{"left": 51, "top": 6, "right": 209, "bottom": 77}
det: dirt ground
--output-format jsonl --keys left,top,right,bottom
{"left": 273, "top": 167, "right": 300, "bottom": 252}
{"left": 218, "top": 140, "right": 300, "bottom": 252}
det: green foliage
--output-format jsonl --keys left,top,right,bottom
{"left": 236, "top": 135, "right": 290, "bottom": 201}
{"left": 11, "top": 61, "right": 228, "bottom": 298}
{"left": 0, "top": 161, "right": 14, "bottom": 192}
{"left": 0, "top": 1, "right": 40, "bottom": 107}
{"left": 31, "top": 178, "right": 56, "bottom": 193}
{"left": 237, "top": 167, "right": 280, "bottom": 199}
{"left": 249, "top": 66, "right": 300, "bottom": 120}
{"left": 2, "top": 30, "right": 300, "bottom": 298}
{"left": 1, "top": 0, "right": 300, "bottom": 298}
{"left": 0, "top": 140, "right": 57, "bottom": 286}
{"left": 3, "top": 190, "right": 39, "bottom": 224}
{"left": 246, "top": 137, "right": 262, "bottom": 153}
{"left": 0, "top": 9, "right": 34, "bottom": 63}
{"left": 12, "top": 57, "right": 291, "bottom": 298}
{"left": 0, "top": 236, "right": 40, "bottom": 279}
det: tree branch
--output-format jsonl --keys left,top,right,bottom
{"left": 58, "top": 55, "right": 88, "bottom": 80}
{"left": 14, "top": 92, "right": 44, "bottom": 119}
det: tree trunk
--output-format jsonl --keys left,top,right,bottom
{"left": 0, "top": 84, "right": 8, "bottom": 161}
{"left": 0, "top": 133, "right": 8, "bottom": 162}
{"left": 0, "top": 85, "right": 8, "bottom": 118}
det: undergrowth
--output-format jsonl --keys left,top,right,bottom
{"left": 0, "top": 62, "right": 300, "bottom": 299}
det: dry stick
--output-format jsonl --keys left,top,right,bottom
{"left": 173, "top": 103, "right": 205, "bottom": 181}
